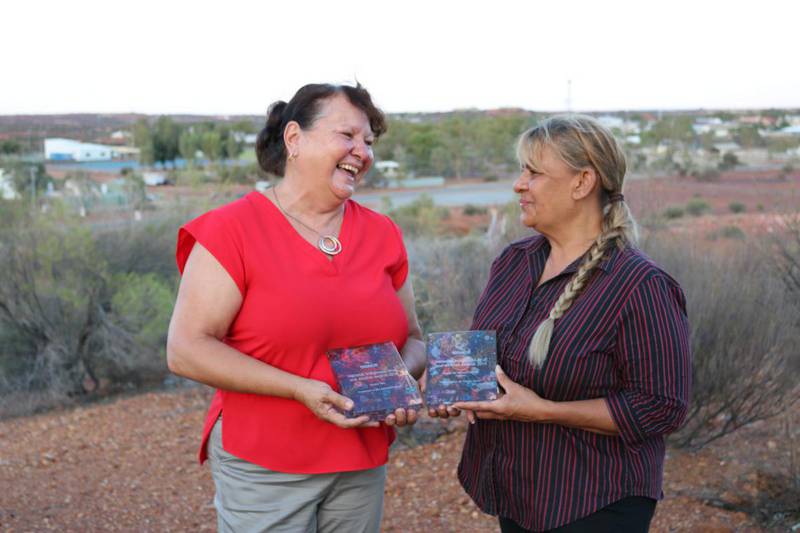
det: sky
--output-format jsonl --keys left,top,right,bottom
{"left": 2, "top": 0, "right": 799, "bottom": 116}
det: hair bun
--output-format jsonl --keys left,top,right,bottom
{"left": 256, "top": 100, "right": 289, "bottom": 175}
{"left": 264, "top": 100, "right": 288, "bottom": 138}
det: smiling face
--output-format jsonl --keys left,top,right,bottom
{"left": 290, "top": 93, "right": 375, "bottom": 201}
{"left": 513, "top": 143, "right": 582, "bottom": 232}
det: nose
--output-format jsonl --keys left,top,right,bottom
{"left": 351, "top": 139, "right": 372, "bottom": 166}
{"left": 513, "top": 171, "right": 528, "bottom": 193}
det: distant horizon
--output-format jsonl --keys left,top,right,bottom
{"left": 3, "top": 104, "right": 800, "bottom": 120}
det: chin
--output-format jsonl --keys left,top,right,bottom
{"left": 331, "top": 179, "right": 357, "bottom": 199}
{"left": 519, "top": 213, "right": 536, "bottom": 228}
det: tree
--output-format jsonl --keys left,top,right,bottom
{"left": 179, "top": 129, "right": 199, "bottom": 167}
{"left": 1, "top": 140, "right": 22, "bottom": 155}
{"left": 5, "top": 161, "right": 51, "bottom": 202}
{"left": 200, "top": 130, "right": 222, "bottom": 163}
{"left": 225, "top": 130, "right": 242, "bottom": 160}
{"left": 132, "top": 118, "right": 154, "bottom": 166}
{"left": 718, "top": 151, "right": 740, "bottom": 170}
{"left": 152, "top": 116, "right": 181, "bottom": 165}
{"left": 641, "top": 115, "right": 695, "bottom": 146}
{"left": 734, "top": 124, "right": 764, "bottom": 149}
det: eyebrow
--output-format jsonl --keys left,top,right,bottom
{"left": 524, "top": 163, "right": 541, "bottom": 173}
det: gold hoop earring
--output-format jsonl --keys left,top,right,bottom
{"left": 288, "top": 152, "right": 298, "bottom": 162}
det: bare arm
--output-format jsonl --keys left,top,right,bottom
{"left": 453, "top": 366, "right": 619, "bottom": 436}
{"left": 396, "top": 278, "right": 426, "bottom": 380}
{"left": 166, "top": 242, "right": 372, "bottom": 428}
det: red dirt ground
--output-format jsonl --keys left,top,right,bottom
{"left": 2, "top": 387, "right": 796, "bottom": 532}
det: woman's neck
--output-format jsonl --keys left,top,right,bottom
{"left": 277, "top": 173, "right": 344, "bottom": 221}
{"left": 540, "top": 210, "right": 604, "bottom": 265}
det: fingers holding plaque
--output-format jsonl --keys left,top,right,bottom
{"left": 424, "top": 330, "right": 498, "bottom": 407}
{"left": 326, "top": 342, "right": 423, "bottom": 422}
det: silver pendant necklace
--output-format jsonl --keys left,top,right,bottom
{"left": 272, "top": 186, "right": 343, "bottom": 256}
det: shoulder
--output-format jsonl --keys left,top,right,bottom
{"left": 210, "top": 192, "right": 260, "bottom": 222}
{"left": 613, "top": 246, "right": 682, "bottom": 288}
{"left": 612, "top": 247, "right": 686, "bottom": 306}
{"left": 184, "top": 192, "right": 260, "bottom": 232}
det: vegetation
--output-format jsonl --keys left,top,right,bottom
{"left": 132, "top": 116, "right": 254, "bottom": 167}
{"left": 0, "top": 194, "right": 798, "bottom": 452}
{"left": 686, "top": 198, "right": 711, "bottom": 216}
{"left": 728, "top": 202, "right": 746, "bottom": 214}
{"left": 0, "top": 200, "right": 198, "bottom": 416}
{"left": 663, "top": 206, "right": 685, "bottom": 219}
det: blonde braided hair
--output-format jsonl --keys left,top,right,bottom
{"left": 521, "top": 115, "right": 639, "bottom": 367}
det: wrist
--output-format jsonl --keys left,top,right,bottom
{"left": 533, "top": 398, "right": 559, "bottom": 424}
{"left": 289, "top": 376, "right": 309, "bottom": 403}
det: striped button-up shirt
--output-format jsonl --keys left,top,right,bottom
{"left": 458, "top": 235, "right": 691, "bottom": 532}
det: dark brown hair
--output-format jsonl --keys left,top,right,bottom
{"left": 255, "top": 83, "right": 387, "bottom": 176}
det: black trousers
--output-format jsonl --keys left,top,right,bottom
{"left": 499, "top": 496, "right": 657, "bottom": 533}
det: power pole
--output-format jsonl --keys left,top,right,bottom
{"left": 29, "top": 166, "right": 36, "bottom": 210}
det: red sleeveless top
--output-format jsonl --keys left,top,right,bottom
{"left": 176, "top": 191, "right": 409, "bottom": 474}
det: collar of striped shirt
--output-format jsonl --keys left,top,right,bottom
{"left": 510, "top": 233, "right": 622, "bottom": 276}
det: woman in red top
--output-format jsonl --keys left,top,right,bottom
{"left": 167, "top": 83, "right": 425, "bottom": 532}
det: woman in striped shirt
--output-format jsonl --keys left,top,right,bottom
{"left": 445, "top": 115, "right": 691, "bottom": 532}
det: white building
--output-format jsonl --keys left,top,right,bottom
{"left": 375, "top": 160, "right": 400, "bottom": 178}
{"left": 596, "top": 115, "right": 640, "bottom": 135}
{"left": 45, "top": 138, "right": 117, "bottom": 162}
{"left": 0, "top": 169, "right": 20, "bottom": 200}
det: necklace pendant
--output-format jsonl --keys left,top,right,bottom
{"left": 318, "top": 235, "right": 343, "bottom": 256}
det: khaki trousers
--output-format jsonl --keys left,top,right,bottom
{"left": 208, "top": 418, "right": 386, "bottom": 533}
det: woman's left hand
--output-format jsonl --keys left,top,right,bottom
{"left": 453, "top": 365, "right": 553, "bottom": 424}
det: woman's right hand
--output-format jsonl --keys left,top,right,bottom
{"left": 293, "top": 378, "right": 378, "bottom": 428}
{"left": 420, "top": 370, "right": 462, "bottom": 419}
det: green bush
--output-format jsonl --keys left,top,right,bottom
{"left": 0, "top": 207, "right": 188, "bottom": 417}
{"left": 463, "top": 204, "right": 488, "bottom": 216}
{"left": 663, "top": 206, "right": 685, "bottom": 219}
{"left": 686, "top": 198, "right": 711, "bottom": 216}
{"left": 388, "top": 194, "right": 450, "bottom": 237}
{"left": 728, "top": 202, "right": 746, "bottom": 214}
{"left": 720, "top": 225, "right": 746, "bottom": 239}
{"left": 717, "top": 151, "right": 740, "bottom": 171}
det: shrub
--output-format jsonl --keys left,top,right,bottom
{"left": 686, "top": 198, "right": 711, "bottom": 216}
{"left": 708, "top": 225, "right": 746, "bottom": 240}
{"left": 728, "top": 202, "right": 746, "bottom": 214}
{"left": 663, "top": 206, "right": 685, "bottom": 219}
{"left": 0, "top": 207, "right": 188, "bottom": 417}
{"left": 408, "top": 236, "right": 499, "bottom": 333}
{"left": 695, "top": 167, "right": 721, "bottom": 182}
{"left": 718, "top": 151, "right": 740, "bottom": 170}
{"left": 642, "top": 235, "right": 800, "bottom": 449}
{"left": 219, "top": 162, "right": 259, "bottom": 184}
{"left": 778, "top": 163, "right": 795, "bottom": 181}
{"left": 463, "top": 204, "right": 488, "bottom": 216}
{"left": 388, "top": 194, "right": 450, "bottom": 237}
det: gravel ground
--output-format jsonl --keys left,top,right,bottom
{"left": 1, "top": 386, "right": 795, "bottom": 532}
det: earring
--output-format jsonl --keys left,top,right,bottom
{"left": 288, "top": 152, "right": 298, "bottom": 161}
